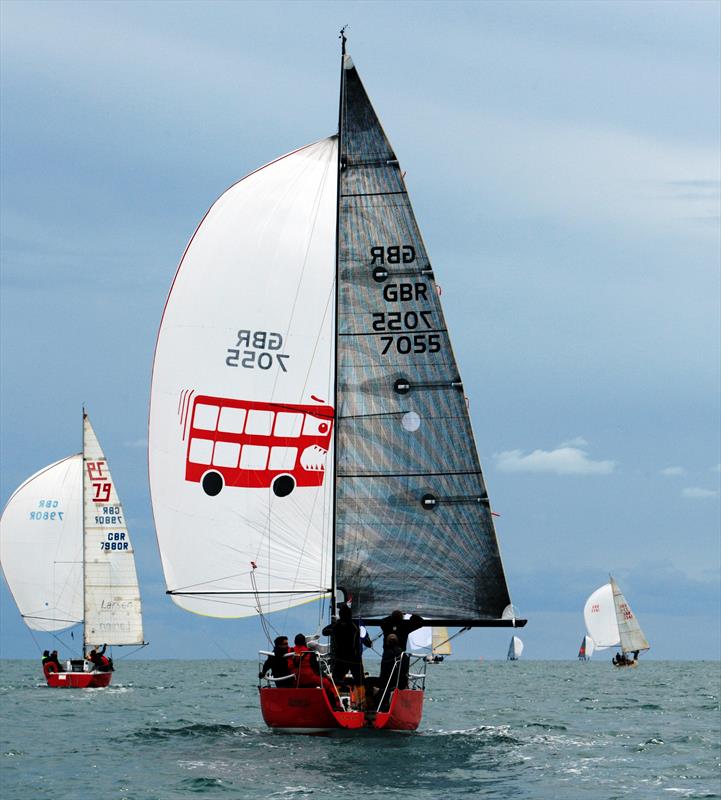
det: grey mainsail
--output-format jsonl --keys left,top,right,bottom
{"left": 334, "top": 53, "right": 513, "bottom": 623}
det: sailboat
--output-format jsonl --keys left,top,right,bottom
{"left": 507, "top": 635, "right": 524, "bottom": 661}
{"left": 407, "top": 626, "right": 452, "bottom": 663}
{"left": 148, "top": 34, "right": 525, "bottom": 732}
{"left": 578, "top": 634, "right": 594, "bottom": 661}
{"left": 583, "top": 576, "right": 649, "bottom": 667}
{"left": 0, "top": 411, "right": 145, "bottom": 687}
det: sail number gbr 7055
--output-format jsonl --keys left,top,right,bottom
{"left": 371, "top": 245, "right": 439, "bottom": 356}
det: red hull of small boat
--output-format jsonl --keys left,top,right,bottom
{"left": 45, "top": 671, "right": 112, "bottom": 688}
{"left": 259, "top": 687, "right": 423, "bottom": 733}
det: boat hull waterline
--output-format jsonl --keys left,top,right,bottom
{"left": 259, "top": 687, "right": 424, "bottom": 733}
{"left": 45, "top": 670, "right": 112, "bottom": 688}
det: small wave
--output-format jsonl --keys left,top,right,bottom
{"left": 133, "top": 722, "right": 253, "bottom": 741}
{"left": 523, "top": 722, "right": 568, "bottom": 731}
{"left": 423, "top": 725, "right": 522, "bottom": 745}
{"left": 178, "top": 776, "right": 233, "bottom": 792}
{"left": 269, "top": 788, "right": 316, "bottom": 797}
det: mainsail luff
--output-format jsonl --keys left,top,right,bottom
{"left": 610, "top": 576, "right": 649, "bottom": 654}
{"left": 334, "top": 52, "right": 513, "bottom": 622}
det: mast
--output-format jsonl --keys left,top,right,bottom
{"left": 330, "top": 26, "right": 347, "bottom": 622}
{"left": 81, "top": 405, "right": 87, "bottom": 653}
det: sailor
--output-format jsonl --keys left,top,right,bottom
{"left": 379, "top": 609, "right": 424, "bottom": 651}
{"left": 41, "top": 650, "right": 50, "bottom": 665}
{"left": 369, "top": 634, "right": 409, "bottom": 710}
{"left": 290, "top": 634, "right": 339, "bottom": 708}
{"left": 86, "top": 644, "right": 113, "bottom": 672}
{"left": 259, "top": 636, "right": 293, "bottom": 685}
{"left": 322, "top": 603, "right": 371, "bottom": 686}
{"left": 48, "top": 650, "right": 64, "bottom": 671}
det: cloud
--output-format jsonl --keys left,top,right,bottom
{"left": 494, "top": 444, "right": 616, "bottom": 475}
{"left": 660, "top": 466, "right": 686, "bottom": 476}
{"left": 682, "top": 487, "right": 719, "bottom": 499}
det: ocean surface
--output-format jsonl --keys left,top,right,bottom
{"left": 1, "top": 659, "right": 719, "bottom": 799}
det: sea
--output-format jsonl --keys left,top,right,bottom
{"left": 1, "top": 659, "right": 718, "bottom": 799}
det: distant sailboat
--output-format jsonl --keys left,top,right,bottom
{"left": 0, "top": 411, "right": 146, "bottom": 687}
{"left": 507, "top": 635, "right": 524, "bottom": 661}
{"left": 584, "top": 576, "right": 649, "bottom": 667}
{"left": 407, "top": 626, "right": 452, "bottom": 663}
{"left": 578, "top": 634, "right": 594, "bottom": 661}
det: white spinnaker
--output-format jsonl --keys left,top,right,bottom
{"left": 149, "top": 139, "right": 337, "bottom": 618}
{"left": 0, "top": 455, "right": 83, "bottom": 632}
{"left": 611, "top": 576, "right": 649, "bottom": 653}
{"left": 432, "top": 627, "right": 452, "bottom": 656}
{"left": 83, "top": 414, "right": 144, "bottom": 648}
{"left": 584, "top": 583, "right": 620, "bottom": 650}
{"left": 407, "top": 626, "right": 433, "bottom": 652}
{"left": 508, "top": 635, "right": 523, "bottom": 659}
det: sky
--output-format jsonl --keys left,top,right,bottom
{"left": 1, "top": 0, "right": 719, "bottom": 661}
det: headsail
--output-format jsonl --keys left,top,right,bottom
{"left": 610, "top": 576, "right": 649, "bottom": 654}
{"left": 0, "top": 456, "right": 83, "bottom": 632}
{"left": 334, "top": 53, "right": 513, "bottom": 623}
{"left": 578, "top": 634, "right": 595, "bottom": 659}
{"left": 82, "top": 413, "right": 144, "bottom": 648}
{"left": 432, "top": 626, "right": 452, "bottom": 656}
{"left": 149, "top": 140, "right": 338, "bottom": 617}
{"left": 584, "top": 583, "right": 620, "bottom": 650}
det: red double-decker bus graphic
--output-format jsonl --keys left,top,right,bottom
{"left": 184, "top": 395, "right": 334, "bottom": 498}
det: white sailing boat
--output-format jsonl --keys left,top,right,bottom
{"left": 148, "top": 33, "right": 525, "bottom": 732}
{"left": 0, "top": 411, "right": 145, "bottom": 687}
{"left": 407, "top": 626, "right": 452, "bottom": 663}
{"left": 507, "top": 635, "right": 524, "bottom": 660}
{"left": 578, "top": 634, "right": 594, "bottom": 661}
{"left": 584, "top": 576, "right": 649, "bottom": 667}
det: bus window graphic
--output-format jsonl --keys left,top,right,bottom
{"left": 184, "top": 395, "right": 334, "bottom": 497}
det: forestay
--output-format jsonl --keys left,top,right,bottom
{"left": 83, "top": 414, "right": 144, "bottom": 648}
{"left": 334, "top": 54, "right": 512, "bottom": 621}
{"left": 611, "top": 576, "right": 649, "bottom": 653}
{"left": 149, "top": 140, "right": 337, "bottom": 617}
{"left": 583, "top": 583, "right": 620, "bottom": 650}
{"left": 0, "top": 456, "right": 83, "bottom": 632}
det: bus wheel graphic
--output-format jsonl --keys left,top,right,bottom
{"left": 272, "top": 475, "right": 295, "bottom": 498}
{"left": 202, "top": 471, "right": 224, "bottom": 497}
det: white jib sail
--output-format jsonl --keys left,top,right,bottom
{"left": 508, "top": 635, "right": 524, "bottom": 659}
{"left": 584, "top": 635, "right": 595, "bottom": 659}
{"left": 0, "top": 456, "right": 84, "bottom": 632}
{"left": 432, "top": 627, "right": 452, "bottom": 656}
{"left": 611, "top": 576, "right": 650, "bottom": 653}
{"left": 83, "top": 414, "right": 144, "bottom": 648}
{"left": 584, "top": 583, "right": 620, "bottom": 650}
{"left": 149, "top": 139, "right": 337, "bottom": 618}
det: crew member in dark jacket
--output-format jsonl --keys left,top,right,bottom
{"left": 379, "top": 609, "right": 424, "bottom": 651}
{"left": 86, "top": 644, "right": 113, "bottom": 672}
{"left": 259, "top": 636, "right": 293, "bottom": 685}
{"left": 48, "top": 650, "right": 64, "bottom": 671}
{"left": 322, "top": 603, "right": 371, "bottom": 685}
